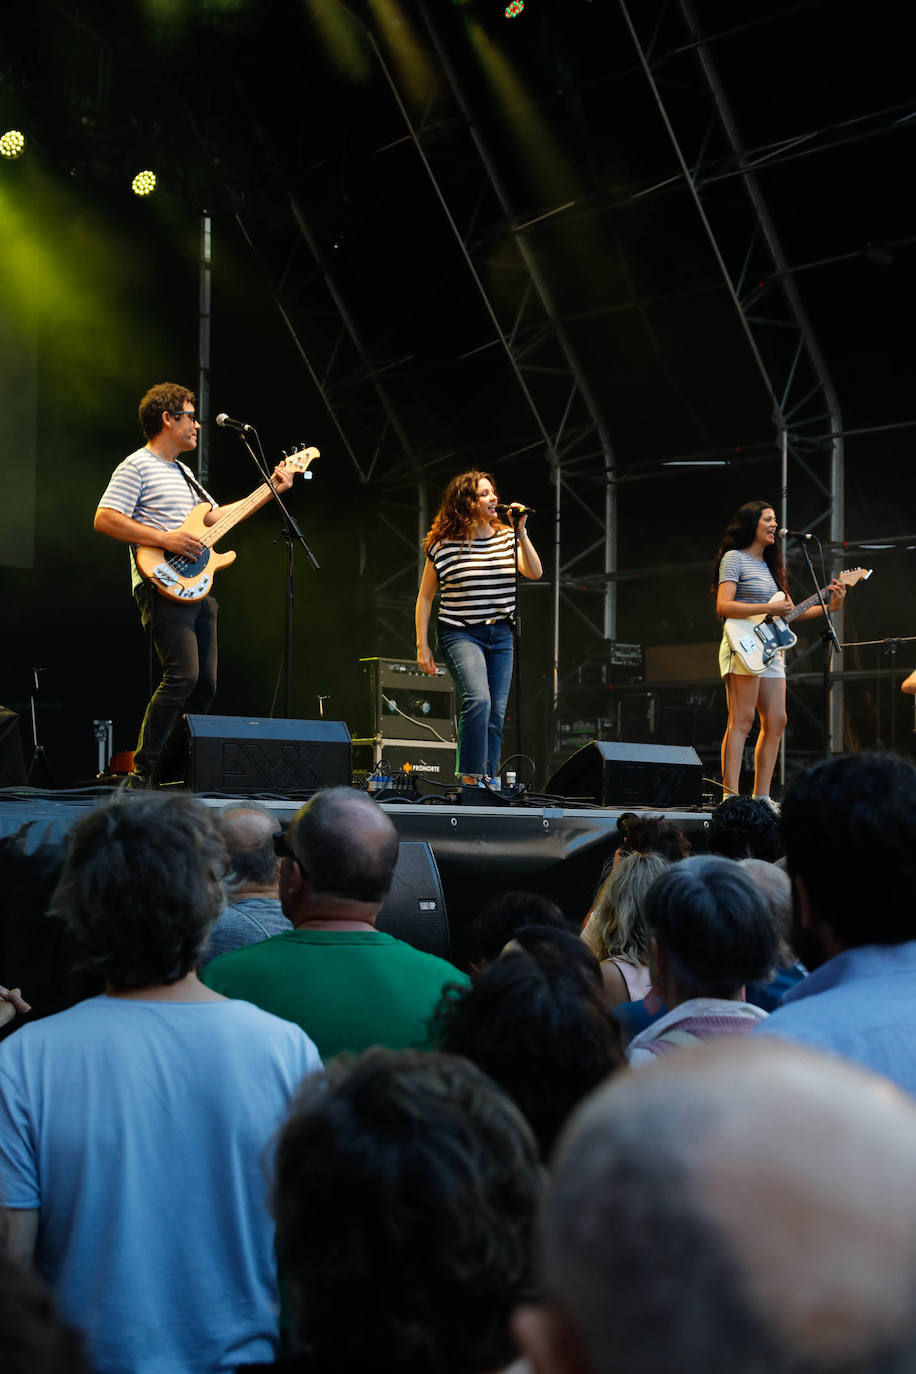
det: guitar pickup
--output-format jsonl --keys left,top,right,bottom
{"left": 151, "top": 563, "right": 211, "bottom": 598}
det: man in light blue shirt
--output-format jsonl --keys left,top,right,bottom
{"left": 0, "top": 792, "right": 321, "bottom": 1374}
{"left": 757, "top": 751, "right": 916, "bottom": 1096}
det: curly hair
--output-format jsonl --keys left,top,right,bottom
{"left": 585, "top": 849, "right": 671, "bottom": 966}
{"left": 435, "top": 944, "right": 623, "bottom": 1158}
{"left": 464, "top": 889, "right": 570, "bottom": 969}
{"left": 49, "top": 793, "right": 229, "bottom": 990}
{"left": 708, "top": 795, "right": 783, "bottom": 861}
{"left": 710, "top": 498, "right": 788, "bottom": 599}
{"left": 137, "top": 382, "right": 195, "bottom": 439}
{"left": 272, "top": 1047, "right": 540, "bottom": 1374}
{"left": 423, "top": 470, "right": 505, "bottom": 551}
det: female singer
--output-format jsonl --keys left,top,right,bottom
{"left": 416, "top": 470, "right": 542, "bottom": 782}
{"left": 715, "top": 499, "right": 845, "bottom": 803}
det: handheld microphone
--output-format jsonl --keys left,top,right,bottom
{"left": 495, "top": 503, "right": 537, "bottom": 516}
{"left": 215, "top": 412, "right": 254, "bottom": 433}
{"left": 777, "top": 527, "right": 813, "bottom": 541}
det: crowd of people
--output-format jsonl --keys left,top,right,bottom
{"left": 3, "top": 750, "right": 916, "bottom": 1373}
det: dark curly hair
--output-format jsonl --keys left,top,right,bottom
{"left": 49, "top": 793, "right": 229, "bottom": 990}
{"left": 710, "top": 499, "right": 788, "bottom": 600}
{"left": 708, "top": 795, "right": 783, "bottom": 862}
{"left": 435, "top": 941, "right": 624, "bottom": 1158}
{"left": 464, "top": 889, "right": 570, "bottom": 970}
{"left": 137, "top": 382, "right": 195, "bottom": 439}
{"left": 271, "top": 1047, "right": 540, "bottom": 1374}
{"left": 423, "top": 470, "right": 505, "bottom": 550}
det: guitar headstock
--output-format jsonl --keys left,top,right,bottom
{"left": 281, "top": 445, "right": 320, "bottom": 475}
{"left": 838, "top": 567, "right": 873, "bottom": 588}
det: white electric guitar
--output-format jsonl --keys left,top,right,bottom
{"left": 723, "top": 567, "right": 872, "bottom": 675}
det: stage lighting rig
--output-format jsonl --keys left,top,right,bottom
{"left": 0, "top": 130, "right": 25, "bottom": 159}
{"left": 131, "top": 169, "right": 157, "bottom": 197}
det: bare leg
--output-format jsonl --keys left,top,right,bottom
{"left": 753, "top": 675, "right": 788, "bottom": 798}
{"left": 721, "top": 673, "right": 760, "bottom": 797}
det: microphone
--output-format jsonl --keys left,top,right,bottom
{"left": 495, "top": 503, "right": 537, "bottom": 516}
{"left": 777, "top": 527, "right": 813, "bottom": 541}
{"left": 215, "top": 412, "right": 254, "bottom": 433}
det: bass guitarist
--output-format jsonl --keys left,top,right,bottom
{"left": 714, "top": 499, "right": 845, "bottom": 806}
{"left": 95, "top": 382, "right": 294, "bottom": 790}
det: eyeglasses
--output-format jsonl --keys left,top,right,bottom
{"left": 167, "top": 409, "right": 198, "bottom": 422}
{"left": 273, "top": 830, "right": 297, "bottom": 862}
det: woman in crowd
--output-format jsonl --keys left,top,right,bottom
{"left": 415, "top": 471, "right": 541, "bottom": 782}
{"left": 714, "top": 499, "right": 845, "bottom": 803}
{"left": 581, "top": 851, "right": 670, "bottom": 1006}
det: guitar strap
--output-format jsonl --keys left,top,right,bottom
{"left": 176, "top": 461, "right": 211, "bottom": 504}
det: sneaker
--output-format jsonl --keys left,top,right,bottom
{"left": 119, "top": 771, "right": 151, "bottom": 792}
{"left": 752, "top": 795, "right": 780, "bottom": 815}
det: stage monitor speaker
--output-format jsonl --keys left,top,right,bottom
{"left": 376, "top": 841, "right": 451, "bottom": 962}
{"left": 545, "top": 740, "right": 702, "bottom": 808}
{"left": 183, "top": 716, "right": 351, "bottom": 796}
{"left": 0, "top": 707, "right": 27, "bottom": 788}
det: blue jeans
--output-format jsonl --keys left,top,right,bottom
{"left": 438, "top": 621, "right": 514, "bottom": 778}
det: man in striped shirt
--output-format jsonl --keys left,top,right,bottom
{"left": 94, "top": 383, "right": 293, "bottom": 788}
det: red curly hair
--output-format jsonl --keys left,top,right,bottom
{"left": 423, "top": 470, "right": 506, "bottom": 551}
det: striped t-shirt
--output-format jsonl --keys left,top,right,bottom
{"left": 717, "top": 548, "right": 780, "bottom": 605}
{"left": 429, "top": 529, "right": 517, "bottom": 627}
{"left": 98, "top": 447, "right": 215, "bottom": 590}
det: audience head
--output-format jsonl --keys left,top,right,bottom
{"left": 216, "top": 802, "right": 281, "bottom": 893}
{"left": 612, "top": 813, "right": 690, "bottom": 867}
{"left": 708, "top": 795, "right": 783, "bottom": 861}
{"left": 739, "top": 858, "right": 794, "bottom": 967}
{"left": 283, "top": 787, "right": 400, "bottom": 913}
{"left": 436, "top": 940, "right": 623, "bottom": 1157}
{"left": 272, "top": 1047, "right": 540, "bottom": 1374}
{"left": 515, "top": 1040, "right": 916, "bottom": 1374}
{"left": 585, "top": 850, "right": 669, "bottom": 966}
{"left": 465, "top": 890, "right": 569, "bottom": 971}
{"left": 781, "top": 752, "right": 916, "bottom": 957}
{"left": 508, "top": 924, "right": 605, "bottom": 989}
{"left": 50, "top": 793, "right": 227, "bottom": 991}
{"left": 643, "top": 855, "right": 777, "bottom": 1004}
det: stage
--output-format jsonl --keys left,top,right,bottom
{"left": 0, "top": 786, "right": 713, "bottom": 966}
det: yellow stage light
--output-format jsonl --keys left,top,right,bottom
{"left": 0, "top": 130, "right": 26, "bottom": 159}
{"left": 131, "top": 169, "right": 157, "bottom": 196}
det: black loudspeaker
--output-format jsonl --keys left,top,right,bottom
{"left": 183, "top": 716, "right": 352, "bottom": 795}
{"left": 545, "top": 740, "right": 702, "bottom": 808}
{"left": 376, "top": 840, "right": 451, "bottom": 961}
{"left": 0, "top": 707, "right": 27, "bottom": 788}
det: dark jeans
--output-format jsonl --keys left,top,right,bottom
{"left": 133, "top": 585, "right": 218, "bottom": 781}
{"left": 438, "top": 620, "right": 514, "bottom": 778}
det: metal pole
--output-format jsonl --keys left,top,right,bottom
{"left": 197, "top": 211, "right": 212, "bottom": 485}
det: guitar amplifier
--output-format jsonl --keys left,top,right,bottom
{"left": 359, "top": 657, "right": 457, "bottom": 742}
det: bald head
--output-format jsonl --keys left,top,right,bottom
{"left": 286, "top": 787, "right": 399, "bottom": 908}
{"left": 518, "top": 1041, "right": 916, "bottom": 1374}
{"left": 218, "top": 804, "right": 280, "bottom": 894}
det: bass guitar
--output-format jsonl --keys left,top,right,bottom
{"left": 723, "top": 566, "right": 872, "bottom": 675}
{"left": 135, "top": 446, "right": 318, "bottom": 603}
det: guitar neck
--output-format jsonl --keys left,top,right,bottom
{"left": 784, "top": 585, "right": 831, "bottom": 625}
{"left": 202, "top": 477, "right": 278, "bottom": 548}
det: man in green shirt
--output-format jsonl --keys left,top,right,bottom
{"left": 203, "top": 788, "right": 468, "bottom": 1057}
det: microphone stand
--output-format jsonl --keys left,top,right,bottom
{"left": 796, "top": 537, "right": 840, "bottom": 758}
{"left": 236, "top": 429, "right": 320, "bottom": 719}
{"left": 509, "top": 509, "right": 523, "bottom": 770}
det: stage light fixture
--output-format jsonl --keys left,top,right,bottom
{"left": 504, "top": 0, "right": 525, "bottom": 16}
{"left": 1, "top": 130, "right": 26, "bottom": 159}
{"left": 131, "top": 169, "right": 157, "bottom": 197}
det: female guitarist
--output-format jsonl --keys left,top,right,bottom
{"left": 714, "top": 499, "right": 846, "bottom": 804}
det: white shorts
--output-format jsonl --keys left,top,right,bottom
{"left": 719, "top": 634, "right": 786, "bottom": 680}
